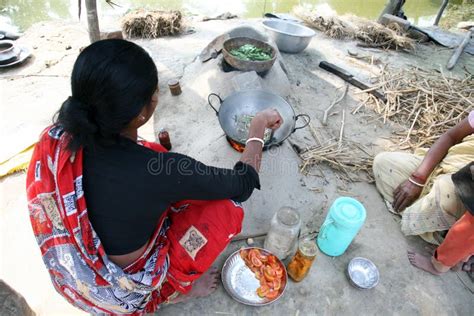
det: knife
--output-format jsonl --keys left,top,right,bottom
{"left": 319, "top": 61, "right": 387, "bottom": 103}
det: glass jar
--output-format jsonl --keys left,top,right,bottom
{"left": 264, "top": 207, "right": 301, "bottom": 260}
{"left": 287, "top": 238, "right": 318, "bottom": 282}
{"left": 168, "top": 79, "right": 182, "bottom": 96}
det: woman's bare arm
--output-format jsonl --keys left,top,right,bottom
{"left": 393, "top": 117, "right": 474, "bottom": 212}
{"left": 239, "top": 109, "right": 283, "bottom": 173}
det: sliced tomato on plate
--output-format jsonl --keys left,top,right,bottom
{"left": 251, "top": 256, "right": 263, "bottom": 267}
{"left": 264, "top": 265, "right": 276, "bottom": 281}
{"left": 265, "top": 289, "right": 279, "bottom": 299}
{"left": 256, "top": 285, "right": 269, "bottom": 298}
{"left": 267, "top": 255, "right": 277, "bottom": 264}
{"left": 271, "top": 278, "right": 282, "bottom": 291}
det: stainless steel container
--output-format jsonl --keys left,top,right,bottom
{"left": 262, "top": 19, "right": 315, "bottom": 54}
{"left": 347, "top": 257, "right": 380, "bottom": 289}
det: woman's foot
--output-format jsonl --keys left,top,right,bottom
{"left": 407, "top": 250, "right": 443, "bottom": 275}
{"left": 168, "top": 266, "right": 220, "bottom": 304}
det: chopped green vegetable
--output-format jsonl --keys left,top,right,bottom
{"left": 235, "top": 114, "right": 273, "bottom": 144}
{"left": 230, "top": 44, "right": 272, "bottom": 61}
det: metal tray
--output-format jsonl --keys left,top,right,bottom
{"left": 221, "top": 247, "right": 287, "bottom": 306}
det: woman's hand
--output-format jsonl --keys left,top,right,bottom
{"left": 392, "top": 179, "right": 423, "bottom": 212}
{"left": 254, "top": 109, "right": 283, "bottom": 130}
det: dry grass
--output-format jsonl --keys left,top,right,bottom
{"left": 299, "top": 140, "right": 374, "bottom": 182}
{"left": 293, "top": 6, "right": 415, "bottom": 50}
{"left": 360, "top": 67, "right": 473, "bottom": 150}
{"left": 122, "top": 9, "right": 182, "bottom": 39}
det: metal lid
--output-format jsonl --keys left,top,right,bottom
{"left": 168, "top": 79, "right": 179, "bottom": 86}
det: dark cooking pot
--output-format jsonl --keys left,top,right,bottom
{"left": 207, "top": 90, "right": 310, "bottom": 149}
{"left": 222, "top": 37, "right": 277, "bottom": 73}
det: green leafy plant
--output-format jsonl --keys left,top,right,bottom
{"left": 230, "top": 44, "right": 272, "bottom": 61}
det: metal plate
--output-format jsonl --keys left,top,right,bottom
{"left": 221, "top": 247, "right": 288, "bottom": 306}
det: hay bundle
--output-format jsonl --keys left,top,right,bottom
{"left": 122, "top": 9, "right": 182, "bottom": 39}
{"left": 293, "top": 6, "right": 356, "bottom": 39}
{"left": 293, "top": 6, "right": 414, "bottom": 50}
{"left": 352, "top": 18, "right": 415, "bottom": 50}
{"left": 359, "top": 67, "right": 473, "bottom": 149}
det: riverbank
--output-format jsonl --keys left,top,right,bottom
{"left": 1, "top": 17, "right": 473, "bottom": 315}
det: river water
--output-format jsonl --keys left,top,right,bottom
{"left": 0, "top": 0, "right": 458, "bottom": 32}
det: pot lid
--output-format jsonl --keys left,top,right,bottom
{"left": 331, "top": 197, "right": 366, "bottom": 228}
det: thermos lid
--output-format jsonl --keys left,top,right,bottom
{"left": 331, "top": 197, "right": 366, "bottom": 228}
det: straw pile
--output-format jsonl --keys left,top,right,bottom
{"left": 293, "top": 6, "right": 415, "bottom": 50}
{"left": 122, "top": 9, "right": 182, "bottom": 39}
{"left": 357, "top": 67, "right": 473, "bottom": 150}
{"left": 295, "top": 115, "right": 374, "bottom": 182}
{"left": 299, "top": 141, "right": 374, "bottom": 182}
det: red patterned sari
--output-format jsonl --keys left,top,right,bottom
{"left": 26, "top": 126, "right": 243, "bottom": 315}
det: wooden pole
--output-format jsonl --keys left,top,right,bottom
{"left": 85, "top": 0, "right": 100, "bottom": 43}
{"left": 447, "top": 27, "right": 473, "bottom": 70}
{"left": 434, "top": 0, "right": 449, "bottom": 26}
{"left": 377, "top": 0, "right": 405, "bottom": 23}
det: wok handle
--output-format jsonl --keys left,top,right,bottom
{"left": 292, "top": 114, "right": 311, "bottom": 132}
{"left": 207, "top": 93, "right": 223, "bottom": 115}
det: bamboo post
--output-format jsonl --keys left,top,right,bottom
{"left": 447, "top": 27, "right": 473, "bottom": 70}
{"left": 434, "top": 0, "right": 449, "bottom": 26}
{"left": 85, "top": 0, "right": 101, "bottom": 43}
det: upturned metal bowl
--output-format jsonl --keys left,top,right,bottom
{"left": 222, "top": 37, "right": 277, "bottom": 73}
{"left": 262, "top": 19, "right": 315, "bottom": 54}
{"left": 0, "top": 40, "right": 20, "bottom": 65}
{"left": 347, "top": 257, "right": 380, "bottom": 289}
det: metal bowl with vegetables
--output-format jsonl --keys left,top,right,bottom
{"left": 222, "top": 37, "right": 277, "bottom": 73}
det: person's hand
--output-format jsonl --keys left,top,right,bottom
{"left": 392, "top": 179, "right": 423, "bottom": 212}
{"left": 254, "top": 109, "right": 283, "bottom": 130}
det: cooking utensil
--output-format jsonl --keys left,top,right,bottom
{"left": 263, "top": 13, "right": 301, "bottom": 23}
{"left": 319, "top": 61, "right": 387, "bottom": 103}
{"left": 207, "top": 90, "right": 310, "bottom": 149}
{"left": 262, "top": 19, "right": 315, "bottom": 53}
{"left": 199, "top": 33, "right": 230, "bottom": 62}
{"left": 222, "top": 37, "right": 277, "bottom": 73}
{"left": 0, "top": 41, "right": 20, "bottom": 65}
{"left": 0, "top": 46, "right": 31, "bottom": 68}
{"left": 347, "top": 257, "right": 380, "bottom": 289}
{"left": 221, "top": 247, "right": 288, "bottom": 306}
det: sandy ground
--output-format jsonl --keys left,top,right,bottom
{"left": 0, "top": 17, "right": 473, "bottom": 316}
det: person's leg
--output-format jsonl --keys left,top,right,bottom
{"left": 373, "top": 152, "right": 423, "bottom": 203}
{"left": 164, "top": 199, "right": 244, "bottom": 302}
{"left": 408, "top": 211, "right": 474, "bottom": 275}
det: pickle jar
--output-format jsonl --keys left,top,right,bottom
{"left": 264, "top": 206, "right": 301, "bottom": 260}
{"left": 287, "top": 238, "right": 318, "bottom": 282}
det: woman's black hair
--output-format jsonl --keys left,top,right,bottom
{"left": 55, "top": 39, "right": 158, "bottom": 151}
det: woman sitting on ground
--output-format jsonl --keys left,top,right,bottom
{"left": 373, "top": 111, "right": 474, "bottom": 275}
{"left": 26, "top": 39, "right": 282, "bottom": 315}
